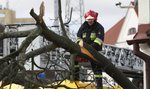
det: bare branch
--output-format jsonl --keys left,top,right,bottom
{"left": 0, "top": 28, "right": 37, "bottom": 40}
{"left": 25, "top": 43, "right": 57, "bottom": 59}
{"left": 0, "top": 28, "right": 41, "bottom": 65}
{"left": 58, "top": 0, "right": 68, "bottom": 37}
{"left": 19, "top": 28, "right": 42, "bottom": 52}
{"left": 17, "top": 28, "right": 42, "bottom": 68}
{"left": 39, "top": 1, "right": 45, "bottom": 23}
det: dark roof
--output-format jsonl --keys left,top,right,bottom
{"left": 127, "top": 24, "right": 150, "bottom": 45}
{"left": 104, "top": 17, "right": 125, "bottom": 45}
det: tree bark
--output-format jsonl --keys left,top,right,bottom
{"left": 0, "top": 28, "right": 37, "bottom": 40}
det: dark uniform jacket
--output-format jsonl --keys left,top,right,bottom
{"left": 77, "top": 21, "right": 104, "bottom": 51}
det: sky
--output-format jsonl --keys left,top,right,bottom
{"left": 84, "top": 0, "right": 133, "bottom": 31}
{"left": 0, "top": 0, "right": 133, "bottom": 32}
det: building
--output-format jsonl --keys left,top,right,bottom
{"left": 104, "top": 1, "right": 144, "bottom": 89}
{"left": 127, "top": 0, "right": 150, "bottom": 89}
{"left": 104, "top": 0, "right": 150, "bottom": 88}
{"left": 104, "top": 2, "right": 138, "bottom": 49}
{"left": 0, "top": 8, "right": 35, "bottom": 24}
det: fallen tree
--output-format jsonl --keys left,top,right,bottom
{"left": 29, "top": 2, "right": 137, "bottom": 89}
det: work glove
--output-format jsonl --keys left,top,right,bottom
{"left": 91, "top": 43, "right": 102, "bottom": 51}
{"left": 78, "top": 40, "right": 83, "bottom": 47}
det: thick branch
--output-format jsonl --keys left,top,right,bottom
{"left": 83, "top": 43, "right": 137, "bottom": 89}
{"left": 19, "top": 28, "right": 42, "bottom": 52}
{"left": 0, "top": 28, "right": 42, "bottom": 82}
{"left": 25, "top": 43, "right": 57, "bottom": 59}
{"left": 17, "top": 27, "right": 42, "bottom": 68}
{"left": 0, "top": 29, "right": 36, "bottom": 40}
{"left": 0, "top": 28, "right": 41, "bottom": 65}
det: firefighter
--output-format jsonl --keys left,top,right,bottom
{"left": 76, "top": 10, "right": 104, "bottom": 89}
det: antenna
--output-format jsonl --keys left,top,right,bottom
{"left": 115, "top": 2, "right": 134, "bottom": 8}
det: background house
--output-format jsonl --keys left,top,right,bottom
{"left": 104, "top": 1, "right": 144, "bottom": 88}
{"left": 104, "top": 2, "right": 138, "bottom": 49}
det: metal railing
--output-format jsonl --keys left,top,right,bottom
{"left": 102, "top": 44, "right": 143, "bottom": 73}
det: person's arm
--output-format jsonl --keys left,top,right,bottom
{"left": 94, "top": 24, "right": 104, "bottom": 45}
{"left": 91, "top": 23, "right": 104, "bottom": 50}
{"left": 77, "top": 23, "right": 85, "bottom": 43}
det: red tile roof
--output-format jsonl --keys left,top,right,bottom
{"left": 105, "top": 2, "right": 138, "bottom": 45}
{"left": 104, "top": 17, "right": 125, "bottom": 45}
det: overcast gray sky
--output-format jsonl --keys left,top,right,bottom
{"left": 0, "top": 0, "right": 133, "bottom": 31}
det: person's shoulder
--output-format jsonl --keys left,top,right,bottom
{"left": 80, "top": 21, "right": 88, "bottom": 28}
{"left": 82, "top": 21, "right": 88, "bottom": 26}
{"left": 95, "top": 22, "right": 104, "bottom": 30}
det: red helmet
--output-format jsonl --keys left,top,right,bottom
{"left": 84, "top": 10, "right": 98, "bottom": 21}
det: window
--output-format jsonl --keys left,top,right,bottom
{"left": 128, "top": 27, "right": 136, "bottom": 35}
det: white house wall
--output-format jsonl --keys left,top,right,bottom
{"left": 138, "top": 0, "right": 150, "bottom": 55}
{"left": 116, "top": 5, "right": 138, "bottom": 49}
{"left": 138, "top": 1, "right": 150, "bottom": 89}
{"left": 138, "top": 0, "right": 150, "bottom": 24}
